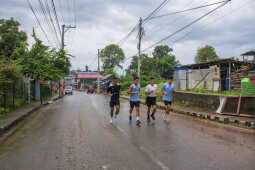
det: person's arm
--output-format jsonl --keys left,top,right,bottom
{"left": 128, "top": 85, "right": 138, "bottom": 95}
{"left": 161, "top": 85, "right": 167, "bottom": 95}
{"left": 119, "top": 85, "right": 122, "bottom": 96}
{"left": 145, "top": 85, "right": 152, "bottom": 95}
{"left": 172, "top": 84, "right": 176, "bottom": 92}
{"left": 107, "top": 86, "right": 113, "bottom": 96}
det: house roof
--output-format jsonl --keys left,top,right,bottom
{"left": 241, "top": 49, "right": 255, "bottom": 56}
{"left": 77, "top": 73, "right": 104, "bottom": 79}
{"left": 175, "top": 58, "right": 242, "bottom": 69}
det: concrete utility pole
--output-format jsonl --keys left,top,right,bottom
{"left": 61, "top": 24, "right": 76, "bottom": 50}
{"left": 60, "top": 24, "right": 76, "bottom": 98}
{"left": 97, "top": 49, "right": 101, "bottom": 94}
{"left": 137, "top": 17, "right": 143, "bottom": 80}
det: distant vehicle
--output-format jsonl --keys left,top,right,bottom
{"left": 64, "top": 76, "right": 72, "bottom": 87}
{"left": 87, "top": 87, "right": 94, "bottom": 94}
{"left": 64, "top": 86, "right": 73, "bottom": 95}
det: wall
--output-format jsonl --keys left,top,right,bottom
{"left": 173, "top": 92, "right": 220, "bottom": 110}
{"left": 174, "top": 92, "right": 255, "bottom": 115}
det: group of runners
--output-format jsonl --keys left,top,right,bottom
{"left": 107, "top": 76, "right": 175, "bottom": 126}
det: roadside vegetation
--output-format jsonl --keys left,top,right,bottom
{"left": 0, "top": 18, "right": 72, "bottom": 115}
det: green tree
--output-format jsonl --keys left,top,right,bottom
{"left": 19, "top": 29, "right": 71, "bottom": 81}
{"left": 0, "top": 18, "right": 27, "bottom": 60}
{"left": 158, "top": 55, "right": 179, "bottom": 79}
{"left": 126, "top": 54, "right": 156, "bottom": 77}
{"left": 85, "top": 65, "right": 89, "bottom": 72}
{"left": 152, "top": 45, "right": 173, "bottom": 59}
{"left": 195, "top": 45, "right": 219, "bottom": 63}
{"left": 100, "top": 44, "right": 125, "bottom": 71}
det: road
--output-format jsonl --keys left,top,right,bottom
{"left": 0, "top": 91, "right": 254, "bottom": 170}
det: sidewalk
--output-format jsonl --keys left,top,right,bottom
{"left": 0, "top": 95, "right": 60, "bottom": 140}
{"left": 120, "top": 96, "right": 255, "bottom": 129}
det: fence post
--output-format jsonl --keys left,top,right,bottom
{"left": 12, "top": 82, "right": 15, "bottom": 109}
{"left": 40, "top": 83, "right": 42, "bottom": 105}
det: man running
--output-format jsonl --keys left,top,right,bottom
{"left": 145, "top": 77, "right": 157, "bottom": 123}
{"left": 161, "top": 77, "right": 176, "bottom": 122}
{"left": 128, "top": 76, "right": 141, "bottom": 127}
{"left": 107, "top": 77, "right": 121, "bottom": 124}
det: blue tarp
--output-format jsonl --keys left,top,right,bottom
{"left": 174, "top": 67, "right": 189, "bottom": 72}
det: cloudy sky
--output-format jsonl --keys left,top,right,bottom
{"left": 1, "top": 0, "right": 254, "bottom": 71}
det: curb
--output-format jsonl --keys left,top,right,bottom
{"left": 120, "top": 96, "right": 255, "bottom": 130}
{"left": 0, "top": 96, "right": 60, "bottom": 143}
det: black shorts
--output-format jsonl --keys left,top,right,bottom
{"left": 110, "top": 100, "right": 120, "bottom": 107}
{"left": 164, "top": 100, "right": 172, "bottom": 106}
{"left": 146, "top": 97, "right": 156, "bottom": 107}
{"left": 130, "top": 101, "right": 140, "bottom": 108}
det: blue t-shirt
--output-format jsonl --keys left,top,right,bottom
{"left": 130, "top": 84, "right": 140, "bottom": 102}
{"left": 162, "top": 83, "right": 175, "bottom": 101}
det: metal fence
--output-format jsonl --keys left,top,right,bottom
{"left": 0, "top": 79, "right": 54, "bottom": 115}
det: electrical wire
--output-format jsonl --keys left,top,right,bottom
{"left": 44, "top": 0, "right": 61, "bottom": 47}
{"left": 141, "top": 0, "right": 231, "bottom": 53}
{"left": 50, "top": 0, "right": 62, "bottom": 38}
{"left": 148, "top": 0, "right": 228, "bottom": 20}
{"left": 26, "top": 0, "right": 52, "bottom": 45}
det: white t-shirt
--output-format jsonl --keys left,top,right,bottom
{"left": 145, "top": 84, "right": 158, "bottom": 97}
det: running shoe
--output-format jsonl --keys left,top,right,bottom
{"left": 129, "top": 115, "right": 132, "bottom": 121}
{"left": 136, "top": 120, "right": 141, "bottom": 127}
{"left": 109, "top": 119, "right": 113, "bottom": 124}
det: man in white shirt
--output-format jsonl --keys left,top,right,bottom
{"left": 145, "top": 77, "right": 158, "bottom": 123}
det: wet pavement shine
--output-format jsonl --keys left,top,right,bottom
{"left": 0, "top": 91, "right": 254, "bottom": 170}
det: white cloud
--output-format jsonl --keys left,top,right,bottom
{"left": 1, "top": 0, "right": 254, "bottom": 71}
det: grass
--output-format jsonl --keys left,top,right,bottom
{"left": 177, "top": 89, "right": 241, "bottom": 96}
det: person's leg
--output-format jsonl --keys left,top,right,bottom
{"left": 151, "top": 104, "right": 157, "bottom": 120}
{"left": 147, "top": 106, "right": 151, "bottom": 122}
{"left": 109, "top": 104, "right": 114, "bottom": 123}
{"left": 135, "top": 102, "right": 141, "bottom": 126}
{"left": 115, "top": 105, "right": 120, "bottom": 116}
{"left": 129, "top": 102, "right": 134, "bottom": 121}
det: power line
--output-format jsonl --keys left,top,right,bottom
{"left": 42, "top": 0, "right": 61, "bottom": 47}
{"left": 117, "top": 0, "right": 170, "bottom": 46}
{"left": 26, "top": 0, "right": 52, "bottom": 45}
{"left": 142, "top": 0, "right": 231, "bottom": 53}
{"left": 143, "top": 0, "right": 170, "bottom": 23}
{"left": 50, "top": 0, "right": 62, "bottom": 38}
{"left": 148, "top": 0, "right": 229, "bottom": 20}
{"left": 169, "top": 0, "right": 254, "bottom": 46}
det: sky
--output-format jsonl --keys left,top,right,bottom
{"left": 0, "top": 0, "right": 254, "bottom": 72}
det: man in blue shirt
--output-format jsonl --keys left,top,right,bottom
{"left": 161, "top": 77, "right": 176, "bottom": 121}
{"left": 128, "top": 76, "right": 141, "bottom": 127}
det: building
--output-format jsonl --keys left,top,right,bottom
{"left": 174, "top": 58, "right": 255, "bottom": 91}
{"left": 74, "top": 72, "right": 104, "bottom": 89}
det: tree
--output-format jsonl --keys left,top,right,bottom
{"left": 85, "top": 65, "right": 89, "bottom": 72}
{"left": 100, "top": 44, "right": 125, "bottom": 71}
{"left": 152, "top": 45, "right": 173, "bottom": 59}
{"left": 195, "top": 45, "right": 219, "bottom": 63}
{"left": 158, "top": 55, "right": 179, "bottom": 79}
{"left": 19, "top": 29, "right": 71, "bottom": 81}
{"left": 0, "top": 18, "right": 27, "bottom": 60}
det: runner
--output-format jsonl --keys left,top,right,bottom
{"left": 128, "top": 76, "right": 141, "bottom": 127}
{"left": 161, "top": 77, "right": 176, "bottom": 122}
{"left": 107, "top": 77, "right": 121, "bottom": 124}
{"left": 145, "top": 77, "right": 158, "bottom": 123}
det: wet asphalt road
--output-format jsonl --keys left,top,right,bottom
{"left": 0, "top": 91, "right": 255, "bottom": 170}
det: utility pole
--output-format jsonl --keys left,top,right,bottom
{"left": 61, "top": 24, "right": 76, "bottom": 50}
{"left": 59, "top": 24, "right": 76, "bottom": 97}
{"left": 137, "top": 17, "right": 143, "bottom": 80}
{"left": 97, "top": 49, "right": 101, "bottom": 94}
